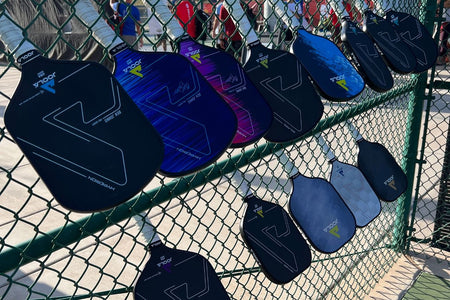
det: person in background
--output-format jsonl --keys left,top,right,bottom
{"left": 437, "top": 0, "right": 450, "bottom": 65}
{"left": 147, "top": 7, "right": 167, "bottom": 51}
{"left": 174, "top": 0, "right": 197, "bottom": 39}
{"left": 211, "top": 0, "right": 225, "bottom": 48}
{"left": 110, "top": 0, "right": 143, "bottom": 50}
{"left": 218, "top": 3, "right": 243, "bottom": 61}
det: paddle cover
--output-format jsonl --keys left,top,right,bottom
{"left": 329, "top": 160, "right": 381, "bottom": 227}
{"left": 288, "top": 174, "right": 356, "bottom": 253}
{"left": 362, "top": 10, "right": 416, "bottom": 74}
{"left": 357, "top": 139, "right": 408, "bottom": 202}
{"left": 111, "top": 45, "right": 237, "bottom": 176}
{"left": 386, "top": 10, "right": 438, "bottom": 73}
{"left": 243, "top": 41, "right": 323, "bottom": 143}
{"left": 240, "top": 195, "right": 311, "bottom": 284}
{"left": 4, "top": 51, "right": 164, "bottom": 212}
{"left": 291, "top": 29, "right": 365, "bottom": 101}
{"left": 178, "top": 37, "right": 273, "bottom": 147}
{"left": 134, "top": 242, "right": 230, "bottom": 299}
{"left": 341, "top": 18, "right": 393, "bottom": 92}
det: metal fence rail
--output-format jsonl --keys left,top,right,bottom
{"left": 0, "top": 0, "right": 448, "bottom": 299}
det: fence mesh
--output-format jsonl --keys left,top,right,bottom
{"left": 0, "top": 0, "right": 448, "bottom": 299}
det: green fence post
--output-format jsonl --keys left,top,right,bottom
{"left": 392, "top": 0, "right": 437, "bottom": 252}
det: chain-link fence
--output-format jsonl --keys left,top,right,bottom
{"left": 0, "top": 0, "right": 448, "bottom": 299}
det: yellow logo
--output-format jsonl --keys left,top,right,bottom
{"left": 336, "top": 79, "right": 349, "bottom": 91}
{"left": 253, "top": 205, "right": 264, "bottom": 218}
{"left": 259, "top": 59, "right": 269, "bottom": 69}
{"left": 130, "top": 65, "right": 143, "bottom": 78}
{"left": 190, "top": 53, "right": 201, "bottom": 64}
{"left": 371, "top": 18, "right": 378, "bottom": 25}
{"left": 329, "top": 225, "right": 340, "bottom": 238}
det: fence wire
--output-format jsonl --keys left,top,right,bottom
{"left": 0, "top": 0, "right": 448, "bottom": 299}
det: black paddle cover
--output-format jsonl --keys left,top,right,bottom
{"left": 362, "top": 10, "right": 416, "bottom": 74}
{"left": 341, "top": 17, "right": 393, "bottom": 92}
{"left": 4, "top": 51, "right": 164, "bottom": 212}
{"left": 244, "top": 41, "right": 323, "bottom": 143}
{"left": 240, "top": 195, "right": 311, "bottom": 284}
{"left": 386, "top": 10, "right": 438, "bottom": 73}
{"left": 357, "top": 139, "right": 408, "bottom": 202}
{"left": 134, "top": 242, "right": 230, "bottom": 299}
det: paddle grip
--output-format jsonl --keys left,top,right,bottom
{"left": 329, "top": 0, "right": 350, "bottom": 19}
{"left": 314, "top": 133, "right": 336, "bottom": 162}
{"left": 345, "top": 120, "right": 364, "bottom": 141}
{"left": 133, "top": 214, "right": 162, "bottom": 246}
{"left": 74, "top": 0, "right": 122, "bottom": 50}
{"left": 352, "top": 0, "right": 369, "bottom": 12}
{"left": 268, "top": 0, "right": 301, "bottom": 30}
{"left": 0, "top": 11, "right": 35, "bottom": 60}
{"left": 229, "top": 170, "right": 252, "bottom": 198}
{"left": 145, "top": 0, "right": 185, "bottom": 40}
{"left": 274, "top": 150, "right": 299, "bottom": 178}
{"left": 222, "top": 0, "right": 259, "bottom": 44}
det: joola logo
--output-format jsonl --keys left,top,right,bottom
{"left": 33, "top": 71, "right": 56, "bottom": 94}
{"left": 253, "top": 205, "right": 264, "bottom": 218}
{"left": 123, "top": 59, "right": 143, "bottom": 78}
{"left": 337, "top": 167, "right": 344, "bottom": 176}
{"left": 323, "top": 219, "right": 340, "bottom": 238}
{"left": 256, "top": 54, "right": 269, "bottom": 69}
{"left": 384, "top": 175, "right": 397, "bottom": 190}
{"left": 157, "top": 256, "right": 173, "bottom": 272}
{"left": 186, "top": 48, "right": 202, "bottom": 64}
{"left": 330, "top": 75, "right": 349, "bottom": 91}
{"left": 371, "top": 17, "right": 378, "bottom": 25}
{"left": 390, "top": 16, "right": 399, "bottom": 26}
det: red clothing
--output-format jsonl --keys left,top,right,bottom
{"left": 175, "top": 0, "right": 196, "bottom": 38}
{"left": 330, "top": 2, "right": 354, "bottom": 27}
{"left": 219, "top": 5, "right": 242, "bottom": 41}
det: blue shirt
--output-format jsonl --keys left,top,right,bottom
{"left": 115, "top": 3, "right": 141, "bottom": 36}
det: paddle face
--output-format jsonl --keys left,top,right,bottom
{"left": 4, "top": 51, "right": 164, "bottom": 212}
{"left": 362, "top": 10, "right": 416, "bottom": 74}
{"left": 243, "top": 41, "right": 324, "bottom": 143}
{"left": 341, "top": 18, "right": 393, "bottom": 92}
{"left": 357, "top": 139, "right": 408, "bottom": 202}
{"left": 288, "top": 174, "right": 356, "bottom": 253}
{"left": 178, "top": 37, "right": 273, "bottom": 147}
{"left": 329, "top": 160, "right": 381, "bottom": 227}
{"left": 291, "top": 29, "right": 365, "bottom": 101}
{"left": 111, "top": 45, "right": 237, "bottom": 177}
{"left": 386, "top": 10, "right": 438, "bottom": 73}
{"left": 134, "top": 242, "right": 230, "bottom": 299}
{"left": 240, "top": 195, "right": 311, "bottom": 284}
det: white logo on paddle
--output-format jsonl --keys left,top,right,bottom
{"left": 384, "top": 175, "right": 397, "bottom": 190}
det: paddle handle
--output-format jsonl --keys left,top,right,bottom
{"left": 0, "top": 11, "right": 35, "bottom": 60}
{"left": 345, "top": 120, "right": 364, "bottom": 141}
{"left": 315, "top": 133, "right": 337, "bottom": 162}
{"left": 133, "top": 214, "right": 162, "bottom": 247}
{"left": 222, "top": 0, "right": 259, "bottom": 44}
{"left": 268, "top": 0, "right": 301, "bottom": 30}
{"left": 274, "top": 150, "right": 299, "bottom": 178}
{"left": 330, "top": 0, "right": 350, "bottom": 19}
{"left": 229, "top": 170, "right": 252, "bottom": 198}
{"left": 74, "top": 0, "right": 122, "bottom": 50}
{"left": 145, "top": 0, "right": 185, "bottom": 40}
{"left": 352, "top": 0, "right": 369, "bottom": 12}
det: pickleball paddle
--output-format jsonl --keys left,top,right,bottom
{"left": 315, "top": 133, "right": 381, "bottom": 227}
{"left": 345, "top": 120, "right": 408, "bottom": 202}
{"left": 223, "top": 0, "right": 323, "bottom": 143}
{"left": 0, "top": 10, "right": 164, "bottom": 212}
{"left": 146, "top": 0, "right": 272, "bottom": 148}
{"left": 275, "top": 150, "right": 356, "bottom": 253}
{"left": 352, "top": 0, "right": 416, "bottom": 74}
{"left": 383, "top": 0, "right": 438, "bottom": 72}
{"left": 230, "top": 171, "right": 311, "bottom": 284}
{"left": 330, "top": 0, "right": 393, "bottom": 92}
{"left": 133, "top": 216, "right": 230, "bottom": 299}
{"left": 74, "top": 0, "right": 237, "bottom": 177}
{"left": 269, "top": 0, "right": 365, "bottom": 101}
